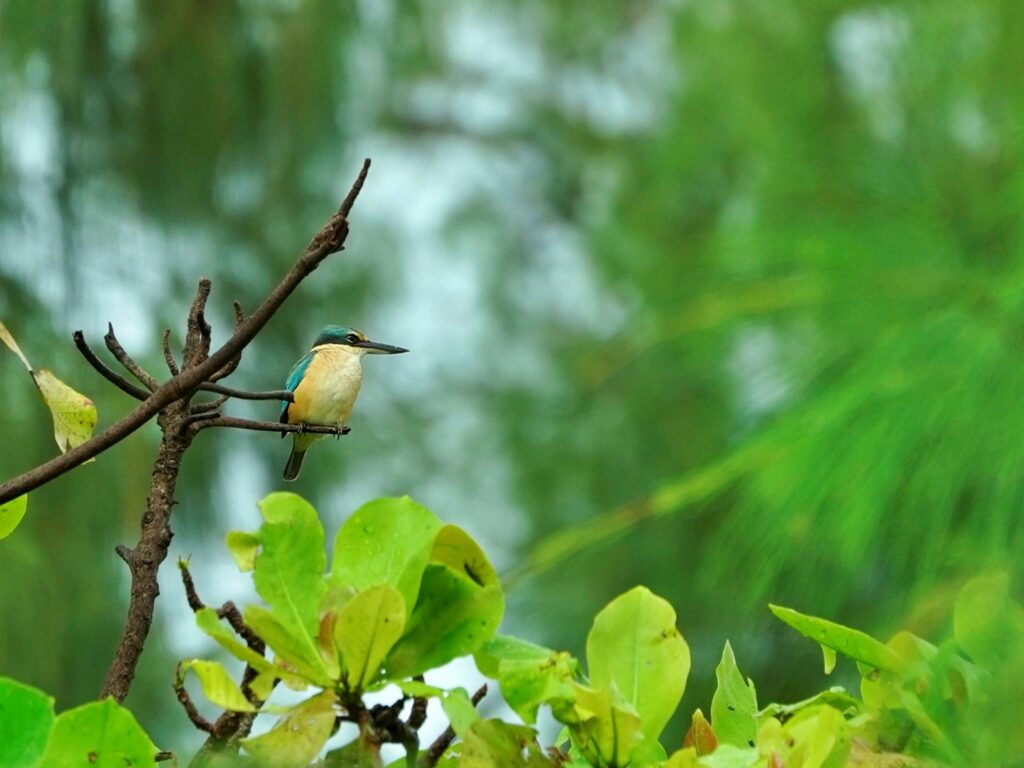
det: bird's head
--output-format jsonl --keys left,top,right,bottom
{"left": 312, "top": 325, "right": 409, "bottom": 355}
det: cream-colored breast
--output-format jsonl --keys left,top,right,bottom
{"left": 299, "top": 345, "right": 364, "bottom": 426}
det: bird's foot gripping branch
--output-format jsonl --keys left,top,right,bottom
{"left": 4, "top": 492, "right": 1018, "bottom": 767}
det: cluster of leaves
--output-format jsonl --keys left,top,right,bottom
{"left": 180, "top": 494, "right": 1024, "bottom": 767}
{"left": 3, "top": 494, "right": 1023, "bottom": 766}
{"left": 0, "top": 679, "right": 157, "bottom": 767}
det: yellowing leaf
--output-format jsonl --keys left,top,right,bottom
{"left": 242, "top": 690, "right": 336, "bottom": 768}
{"left": 683, "top": 709, "right": 718, "bottom": 756}
{"left": 180, "top": 660, "right": 258, "bottom": 713}
{"left": 34, "top": 369, "right": 98, "bottom": 452}
{"left": 0, "top": 496, "right": 28, "bottom": 540}
{"left": 0, "top": 322, "right": 97, "bottom": 455}
{"left": 0, "top": 322, "right": 31, "bottom": 370}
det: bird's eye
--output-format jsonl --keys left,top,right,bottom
{"left": 346, "top": 333, "right": 360, "bottom": 344}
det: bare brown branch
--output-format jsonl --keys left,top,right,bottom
{"left": 104, "top": 323, "right": 158, "bottom": 391}
{"left": 191, "top": 416, "right": 350, "bottom": 436}
{"left": 195, "top": 382, "right": 293, "bottom": 401}
{"left": 162, "top": 329, "right": 180, "bottom": 376}
{"left": 73, "top": 331, "right": 149, "bottom": 400}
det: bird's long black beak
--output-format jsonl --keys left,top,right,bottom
{"left": 357, "top": 340, "right": 409, "bottom": 355}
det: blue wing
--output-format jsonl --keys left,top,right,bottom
{"left": 281, "top": 350, "right": 316, "bottom": 423}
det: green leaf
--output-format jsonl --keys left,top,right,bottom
{"left": 709, "top": 641, "right": 757, "bottom": 749}
{"left": 953, "top": 572, "right": 1024, "bottom": 668}
{"left": 243, "top": 604, "right": 330, "bottom": 686}
{"left": 0, "top": 495, "right": 28, "bottom": 540}
{"left": 0, "top": 677, "right": 54, "bottom": 768}
{"left": 242, "top": 690, "right": 336, "bottom": 768}
{"left": 475, "top": 636, "right": 578, "bottom": 724}
{"left": 586, "top": 586, "right": 690, "bottom": 742}
{"left": 334, "top": 584, "right": 406, "bottom": 689}
{"left": 39, "top": 697, "right": 158, "bottom": 768}
{"left": 776, "top": 705, "right": 850, "bottom": 768}
{"left": 386, "top": 562, "right": 504, "bottom": 678}
{"left": 331, "top": 496, "right": 442, "bottom": 616}
{"left": 769, "top": 604, "right": 902, "bottom": 673}
{"left": 194, "top": 607, "right": 272, "bottom": 673}
{"left": 226, "top": 531, "right": 259, "bottom": 572}
{"left": 756, "top": 688, "right": 859, "bottom": 721}
{"left": 440, "top": 687, "right": 480, "bottom": 737}
{"left": 181, "top": 659, "right": 258, "bottom": 712}
{"left": 696, "top": 744, "right": 760, "bottom": 768}
{"left": 562, "top": 683, "right": 643, "bottom": 768}
{"left": 460, "top": 719, "right": 553, "bottom": 768}
{"left": 252, "top": 493, "right": 330, "bottom": 681}
{"left": 474, "top": 634, "right": 554, "bottom": 678}
{"left": 821, "top": 646, "right": 837, "bottom": 675}
{"left": 429, "top": 524, "right": 500, "bottom": 587}
{"left": 660, "top": 748, "right": 700, "bottom": 768}
{"left": 323, "top": 732, "right": 383, "bottom": 768}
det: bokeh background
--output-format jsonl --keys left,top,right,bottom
{"left": 1, "top": 0, "right": 1022, "bottom": 756}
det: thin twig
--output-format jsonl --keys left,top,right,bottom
{"left": 190, "top": 395, "right": 230, "bottom": 415}
{"left": 72, "top": 331, "right": 149, "bottom": 400}
{"left": 162, "top": 329, "right": 180, "bottom": 376}
{"left": 104, "top": 323, "right": 158, "bottom": 391}
{"left": 0, "top": 158, "right": 370, "bottom": 505}
{"left": 196, "top": 382, "right": 294, "bottom": 401}
{"left": 178, "top": 562, "right": 265, "bottom": 652}
{"left": 191, "top": 416, "right": 351, "bottom": 436}
{"left": 208, "top": 301, "right": 247, "bottom": 382}
{"left": 175, "top": 671, "right": 216, "bottom": 735}
{"left": 419, "top": 685, "right": 487, "bottom": 768}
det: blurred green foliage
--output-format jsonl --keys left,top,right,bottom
{"left": 1, "top": 0, "right": 1023, "bottom": 753}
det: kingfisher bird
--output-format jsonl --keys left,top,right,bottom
{"left": 280, "top": 325, "right": 407, "bottom": 480}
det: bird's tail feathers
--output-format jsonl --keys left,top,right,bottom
{"left": 283, "top": 447, "right": 306, "bottom": 481}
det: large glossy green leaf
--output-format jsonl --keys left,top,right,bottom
{"left": 710, "top": 642, "right": 757, "bottom": 749}
{"left": 586, "top": 586, "right": 690, "bottom": 742}
{"left": 180, "top": 660, "right": 258, "bottom": 713}
{"left": 953, "top": 572, "right": 1024, "bottom": 668}
{"left": 0, "top": 495, "right": 28, "bottom": 540}
{"left": 39, "top": 698, "right": 158, "bottom": 768}
{"left": 242, "top": 690, "right": 336, "bottom": 768}
{"left": 251, "top": 493, "right": 330, "bottom": 680}
{"left": 460, "top": 719, "right": 553, "bottom": 768}
{"left": 243, "top": 604, "right": 331, "bottom": 686}
{"left": 331, "top": 496, "right": 442, "bottom": 616}
{"left": 0, "top": 677, "right": 54, "bottom": 768}
{"left": 769, "top": 605, "right": 902, "bottom": 673}
{"left": 386, "top": 563, "right": 503, "bottom": 678}
{"left": 334, "top": 584, "right": 406, "bottom": 689}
